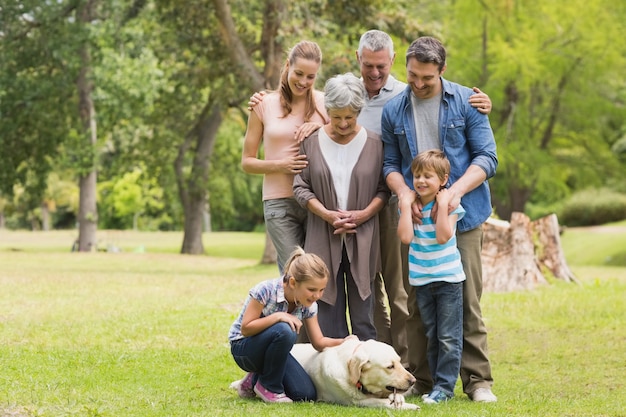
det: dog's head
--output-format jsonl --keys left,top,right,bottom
{"left": 347, "top": 340, "right": 416, "bottom": 398}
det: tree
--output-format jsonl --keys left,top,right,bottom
{"left": 444, "top": 0, "right": 626, "bottom": 220}
{"left": 0, "top": 0, "right": 148, "bottom": 243}
{"left": 0, "top": 1, "right": 80, "bottom": 215}
{"left": 75, "top": 0, "right": 99, "bottom": 251}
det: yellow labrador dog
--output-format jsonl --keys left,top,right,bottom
{"left": 290, "top": 338, "right": 419, "bottom": 410}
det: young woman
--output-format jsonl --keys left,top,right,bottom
{"left": 241, "top": 41, "right": 329, "bottom": 274}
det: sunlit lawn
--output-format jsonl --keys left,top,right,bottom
{"left": 0, "top": 227, "right": 625, "bottom": 416}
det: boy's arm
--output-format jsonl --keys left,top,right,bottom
{"left": 434, "top": 189, "right": 456, "bottom": 244}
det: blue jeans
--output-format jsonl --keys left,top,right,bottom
{"left": 415, "top": 281, "right": 463, "bottom": 396}
{"left": 230, "top": 322, "right": 316, "bottom": 401}
{"left": 264, "top": 198, "right": 308, "bottom": 274}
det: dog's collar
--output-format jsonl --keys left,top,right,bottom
{"left": 353, "top": 342, "right": 372, "bottom": 394}
{"left": 356, "top": 380, "right": 373, "bottom": 395}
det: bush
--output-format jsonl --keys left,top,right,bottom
{"left": 559, "top": 188, "right": 626, "bottom": 226}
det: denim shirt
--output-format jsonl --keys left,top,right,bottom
{"left": 381, "top": 78, "right": 498, "bottom": 232}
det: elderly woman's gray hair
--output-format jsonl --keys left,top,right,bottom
{"left": 323, "top": 73, "right": 367, "bottom": 113}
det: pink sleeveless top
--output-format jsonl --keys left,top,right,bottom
{"left": 253, "top": 90, "right": 327, "bottom": 200}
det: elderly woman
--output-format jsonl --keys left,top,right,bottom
{"left": 293, "top": 73, "right": 389, "bottom": 340}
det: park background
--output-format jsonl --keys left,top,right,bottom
{"left": 1, "top": 0, "right": 626, "bottom": 255}
{"left": 1, "top": 0, "right": 625, "bottom": 416}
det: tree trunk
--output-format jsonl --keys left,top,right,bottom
{"left": 482, "top": 212, "right": 577, "bottom": 292}
{"left": 181, "top": 194, "right": 206, "bottom": 254}
{"left": 176, "top": 101, "right": 222, "bottom": 254}
{"left": 76, "top": 0, "right": 98, "bottom": 252}
{"left": 78, "top": 172, "right": 98, "bottom": 251}
{"left": 41, "top": 201, "right": 51, "bottom": 231}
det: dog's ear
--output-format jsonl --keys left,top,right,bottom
{"left": 347, "top": 350, "right": 369, "bottom": 386}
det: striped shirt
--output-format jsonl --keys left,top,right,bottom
{"left": 228, "top": 278, "right": 318, "bottom": 342}
{"left": 408, "top": 201, "right": 466, "bottom": 286}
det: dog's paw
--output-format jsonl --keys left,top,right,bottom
{"left": 388, "top": 392, "right": 405, "bottom": 408}
{"left": 388, "top": 393, "right": 420, "bottom": 410}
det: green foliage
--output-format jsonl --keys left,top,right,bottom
{"left": 2, "top": 0, "right": 626, "bottom": 234}
{"left": 98, "top": 166, "right": 171, "bottom": 230}
{"left": 443, "top": 0, "right": 626, "bottom": 218}
{"left": 559, "top": 188, "right": 626, "bottom": 227}
{"left": 208, "top": 111, "right": 263, "bottom": 231}
{"left": 612, "top": 134, "right": 626, "bottom": 162}
{"left": 0, "top": 1, "right": 82, "bottom": 196}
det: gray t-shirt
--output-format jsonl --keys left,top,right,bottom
{"left": 410, "top": 92, "right": 441, "bottom": 152}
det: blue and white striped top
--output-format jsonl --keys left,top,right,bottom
{"left": 408, "top": 200, "right": 466, "bottom": 286}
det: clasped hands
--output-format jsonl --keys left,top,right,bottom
{"left": 327, "top": 209, "right": 363, "bottom": 235}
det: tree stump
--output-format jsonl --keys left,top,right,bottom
{"left": 481, "top": 212, "right": 578, "bottom": 292}
{"left": 532, "top": 214, "right": 578, "bottom": 283}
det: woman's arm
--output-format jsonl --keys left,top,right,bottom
{"left": 241, "top": 111, "right": 308, "bottom": 175}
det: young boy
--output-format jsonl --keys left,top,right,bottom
{"left": 397, "top": 149, "right": 466, "bottom": 404}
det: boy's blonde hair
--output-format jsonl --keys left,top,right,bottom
{"left": 282, "top": 246, "right": 329, "bottom": 284}
{"left": 411, "top": 149, "right": 450, "bottom": 183}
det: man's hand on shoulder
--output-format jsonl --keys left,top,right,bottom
{"left": 469, "top": 87, "right": 492, "bottom": 114}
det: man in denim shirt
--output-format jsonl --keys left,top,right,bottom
{"left": 381, "top": 36, "right": 498, "bottom": 403}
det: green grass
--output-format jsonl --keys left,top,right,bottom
{"left": 1, "top": 229, "right": 625, "bottom": 416}
{"left": 560, "top": 220, "right": 626, "bottom": 267}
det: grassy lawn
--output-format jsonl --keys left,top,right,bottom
{"left": 0, "top": 226, "right": 625, "bottom": 416}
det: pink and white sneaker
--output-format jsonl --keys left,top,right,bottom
{"left": 230, "top": 372, "right": 256, "bottom": 398}
{"left": 253, "top": 382, "right": 293, "bottom": 403}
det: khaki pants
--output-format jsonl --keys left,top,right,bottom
{"left": 404, "top": 226, "right": 494, "bottom": 395}
{"left": 373, "top": 196, "right": 410, "bottom": 367}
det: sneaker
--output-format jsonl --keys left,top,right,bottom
{"left": 253, "top": 382, "right": 293, "bottom": 403}
{"left": 423, "top": 390, "right": 452, "bottom": 404}
{"left": 470, "top": 387, "right": 497, "bottom": 403}
{"left": 234, "top": 372, "right": 256, "bottom": 398}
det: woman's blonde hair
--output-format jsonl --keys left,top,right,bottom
{"left": 282, "top": 246, "right": 329, "bottom": 284}
{"left": 278, "top": 40, "right": 326, "bottom": 122}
